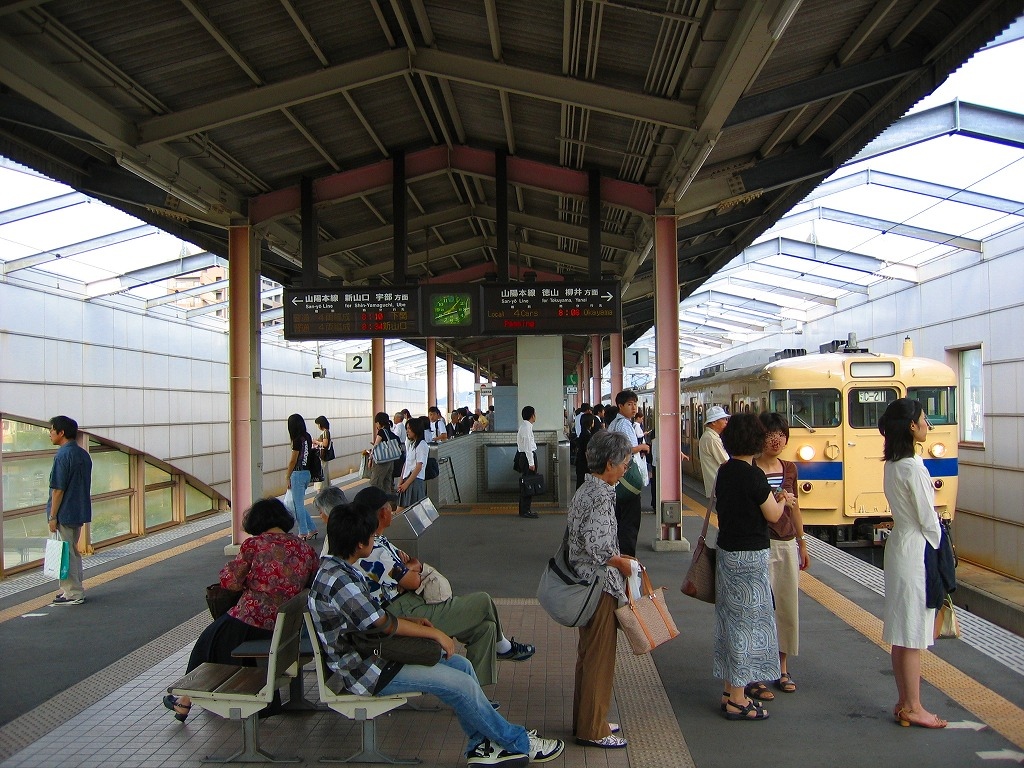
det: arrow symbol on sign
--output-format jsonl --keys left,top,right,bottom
{"left": 945, "top": 720, "right": 988, "bottom": 731}
{"left": 602, "top": 292, "right": 613, "bottom": 302}
{"left": 977, "top": 749, "right": 1024, "bottom": 763}
{"left": 291, "top": 296, "right": 302, "bottom": 305}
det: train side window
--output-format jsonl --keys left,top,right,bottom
{"left": 848, "top": 388, "right": 898, "bottom": 428}
{"left": 907, "top": 386, "right": 957, "bottom": 427}
{"left": 769, "top": 389, "right": 841, "bottom": 428}
{"left": 954, "top": 347, "right": 983, "bottom": 443}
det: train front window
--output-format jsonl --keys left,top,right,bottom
{"left": 848, "top": 388, "right": 898, "bottom": 428}
{"left": 908, "top": 386, "right": 957, "bottom": 425}
{"left": 769, "top": 389, "right": 841, "bottom": 429}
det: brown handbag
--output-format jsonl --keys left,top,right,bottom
{"left": 615, "top": 567, "right": 680, "bottom": 655}
{"left": 681, "top": 494, "right": 716, "bottom": 603}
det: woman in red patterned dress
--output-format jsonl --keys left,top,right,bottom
{"left": 162, "top": 498, "right": 319, "bottom": 721}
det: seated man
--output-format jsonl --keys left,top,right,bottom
{"left": 314, "top": 486, "right": 535, "bottom": 688}
{"left": 308, "top": 502, "right": 563, "bottom": 768}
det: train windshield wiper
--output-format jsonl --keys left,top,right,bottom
{"left": 790, "top": 412, "right": 816, "bottom": 433}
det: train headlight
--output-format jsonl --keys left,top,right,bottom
{"left": 929, "top": 443, "right": 946, "bottom": 458}
{"left": 796, "top": 445, "right": 816, "bottom": 461}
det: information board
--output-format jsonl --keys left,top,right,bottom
{"left": 480, "top": 282, "right": 621, "bottom": 335}
{"left": 284, "top": 287, "right": 420, "bottom": 339}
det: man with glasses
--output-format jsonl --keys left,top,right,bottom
{"left": 46, "top": 416, "right": 92, "bottom": 606}
{"left": 607, "top": 391, "right": 649, "bottom": 555}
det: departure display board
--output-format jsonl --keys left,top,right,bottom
{"left": 480, "top": 282, "right": 621, "bottom": 335}
{"left": 284, "top": 287, "right": 420, "bottom": 339}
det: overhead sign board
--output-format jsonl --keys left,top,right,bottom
{"left": 480, "top": 282, "right": 621, "bottom": 335}
{"left": 624, "top": 347, "right": 650, "bottom": 367}
{"left": 284, "top": 287, "right": 420, "bottom": 339}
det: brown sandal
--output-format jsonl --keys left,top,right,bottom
{"left": 775, "top": 673, "right": 797, "bottom": 693}
{"left": 745, "top": 682, "right": 775, "bottom": 701}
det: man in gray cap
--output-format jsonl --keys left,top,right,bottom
{"left": 699, "top": 405, "right": 730, "bottom": 499}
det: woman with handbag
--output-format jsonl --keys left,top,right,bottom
{"left": 313, "top": 416, "right": 333, "bottom": 490}
{"left": 309, "top": 503, "right": 564, "bottom": 767}
{"left": 162, "top": 498, "right": 318, "bottom": 722}
{"left": 367, "top": 412, "right": 399, "bottom": 494}
{"left": 286, "top": 413, "right": 320, "bottom": 540}
{"left": 566, "top": 430, "right": 636, "bottom": 749}
{"left": 878, "top": 398, "right": 948, "bottom": 729}
{"left": 713, "top": 413, "right": 793, "bottom": 722}
{"left": 397, "top": 416, "right": 429, "bottom": 508}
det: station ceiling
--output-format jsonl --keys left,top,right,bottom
{"left": 1, "top": 1, "right": 1021, "bottom": 383}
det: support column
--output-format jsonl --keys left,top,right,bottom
{"left": 426, "top": 338, "right": 437, "bottom": 408}
{"left": 651, "top": 214, "right": 687, "bottom": 552}
{"left": 590, "top": 335, "right": 603, "bottom": 405}
{"left": 610, "top": 333, "right": 624, "bottom": 396}
{"left": 447, "top": 352, "right": 455, "bottom": 413}
{"left": 474, "top": 359, "right": 481, "bottom": 413}
{"left": 372, "top": 338, "right": 385, "bottom": 416}
{"left": 228, "top": 224, "right": 263, "bottom": 550}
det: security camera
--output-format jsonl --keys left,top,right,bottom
{"left": 312, "top": 365, "right": 326, "bottom": 379}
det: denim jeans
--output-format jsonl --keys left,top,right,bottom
{"left": 378, "top": 654, "right": 529, "bottom": 757}
{"left": 289, "top": 470, "right": 316, "bottom": 535}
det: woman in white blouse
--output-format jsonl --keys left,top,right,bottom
{"left": 397, "top": 416, "right": 429, "bottom": 508}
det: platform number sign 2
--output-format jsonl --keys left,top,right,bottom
{"left": 346, "top": 353, "right": 372, "bottom": 372}
{"left": 625, "top": 347, "right": 649, "bottom": 368}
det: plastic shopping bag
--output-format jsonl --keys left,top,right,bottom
{"left": 43, "top": 535, "right": 70, "bottom": 580}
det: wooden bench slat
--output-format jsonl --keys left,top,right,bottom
{"left": 169, "top": 663, "right": 240, "bottom": 693}
{"left": 213, "top": 668, "right": 269, "bottom": 697}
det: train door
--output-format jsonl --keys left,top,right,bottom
{"left": 843, "top": 385, "right": 899, "bottom": 524}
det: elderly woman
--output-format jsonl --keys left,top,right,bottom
{"left": 714, "top": 413, "right": 793, "bottom": 721}
{"left": 566, "top": 429, "right": 635, "bottom": 749}
{"left": 162, "top": 498, "right": 318, "bottom": 722}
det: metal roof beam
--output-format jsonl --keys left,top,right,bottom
{"left": 739, "top": 261, "right": 869, "bottom": 294}
{"left": 145, "top": 278, "right": 231, "bottom": 308}
{"left": 815, "top": 206, "right": 982, "bottom": 251}
{"left": 681, "top": 289, "right": 784, "bottom": 317}
{"left": 2, "top": 224, "right": 157, "bottom": 275}
{"left": 85, "top": 252, "right": 226, "bottom": 298}
{"left": 0, "top": 191, "right": 88, "bottom": 225}
{"left": 185, "top": 287, "right": 281, "bottom": 319}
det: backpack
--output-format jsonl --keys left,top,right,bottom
{"left": 388, "top": 429, "right": 406, "bottom": 478}
{"left": 424, "top": 456, "right": 440, "bottom": 480}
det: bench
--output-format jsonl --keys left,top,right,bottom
{"left": 303, "top": 613, "right": 422, "bottom": 765}
{"left": 232, "top": 635, "right": 321, "bottom": 711}
{"left": 168, "top": 590, "right": 307, "bottom": 763}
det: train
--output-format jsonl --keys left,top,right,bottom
{"left": 640, "top": 334, "right": 958, "bottom": 547}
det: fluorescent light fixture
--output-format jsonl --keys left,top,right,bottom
{"left": 116, "top": 154, "right": 212, "bottom": 213}
{"left": 267, "top": 243, "right": 302, "bottom": 267}
{"left": 769, "top": 0, "right": 803, "bottom": 41}
{"left": 674, "top": 135, "right": 719, "bottom": 202}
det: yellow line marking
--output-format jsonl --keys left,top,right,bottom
{"left": 0, "top": 528, "right": 230, "bottom": 626}
{"left": 800, "top": 569, "right": 1024, "bottom": 748}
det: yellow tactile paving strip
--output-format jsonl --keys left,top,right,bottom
{"left": 0, "top": 528, "right": 230, "bottom": 626}
{"left": 681, "top": 492, "right": 1024, "bottom": 750}
{"left": 799, "top": 572, "right": 1024, "bottom": 749}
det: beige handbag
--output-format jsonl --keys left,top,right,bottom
{"left": 415, "top": 563, "right": 453, "bottom": 604}
{"left": 934, "top": 594, "right": 960, "bottom": 639}
{"left": 615, "top": 567, "right": 680, "bottom": 654}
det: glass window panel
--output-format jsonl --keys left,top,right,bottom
{"left": 848, "top": 388, "right": 899, "bottom": 428}
{"left": 959, "top": 348, "right": 984, "bottom": 442}
{"left": 1, "top": 419, "right": 56, "bottom": 453}
{"left": 91, "top": 496, "right": 131, "bottom": 542}
{"left": 144, "top": 463, "right": 171, "bottom": 486}
{"left": 3, "top": 511, "right": 50, "bottom": 571}
{"left": 91, "top": 451, "right": 130, "bottom": 493}
{"left": 145, "top": 487, "right": 173, "bottom": 528}
{"left": 1, "top": 455, "right": 55, "bottom": 511}
{"left": 185, "top": 484, "right": 214, "bottom": 518}
{"left": 908, "top": 386, "right": 957, "bottom": 425}
{"left": 769, "top": 389, "right": 842, "bottom": 428}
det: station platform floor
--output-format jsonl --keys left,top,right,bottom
{"left": 1, "top": 477, "right": 1024, "bottom": 768}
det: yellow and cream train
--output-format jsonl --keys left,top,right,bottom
{"left": 644, "top": 335, "right": 958, "bottom": 547}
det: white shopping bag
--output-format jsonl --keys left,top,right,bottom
{"left": 625, "top": 560, "right": 643, "bottom": 602}
{"left": 43, "top": 535, "right": 70, "bottom": 580}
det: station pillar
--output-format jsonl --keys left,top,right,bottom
{"left": 590, "top": 335, "right": 603, "bottom": 405}
{"left": 426, "top": 338, "right": 437, "bottom": 409}
{"left": 515, "top": 336, "right": 564, "bottom": 432}
{"left": 372, "top": 338, "right": 385, "bottom": 415}
{"left": 610, "top": 333, "right": 624, "bottom": 397}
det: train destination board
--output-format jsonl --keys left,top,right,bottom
{"left": 284, "top": 287, "right": 420, "bottom": 339}
{"left": 480, "top": 282, "right": 621, "bottom": 335}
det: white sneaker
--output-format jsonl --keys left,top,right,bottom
{"left": 526, "top": 731, "right": 565, "bottom": 763}
{"left": 466, "top": 740, "right": 528, "bottom": 767}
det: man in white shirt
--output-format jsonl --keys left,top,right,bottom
{"left": 516, "top": 406, "right": 539, "bottom": 518}
{"left": 699, "top": 405, "right": 730, "bottom": 499}
{"left": 427, "top": 406, "right": 448, "bottom": 441}
{"left": 607, "top": 391, "right": 649, "bottom": 555}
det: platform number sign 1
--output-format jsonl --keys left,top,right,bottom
{"left": 625, "top": 347, "right": 649, "bottom": 368}
{"left": 346, "top": 352, "right": 372, "bottom": 372}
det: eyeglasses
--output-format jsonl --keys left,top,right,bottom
{"left": 924, "top": 417, "right": 934, "bottom": 431}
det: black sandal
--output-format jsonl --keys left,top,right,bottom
{"left": 723, "top": 698, "right": 769, "bottom": 721}
{"left": 775, "top": 673, "right": 797, "bottom": 693}
{"left": 163, "top": 694, "right": 191, "bottom": 722}
{"left": 745, "top": 681, "right": 775, "bottom": 701}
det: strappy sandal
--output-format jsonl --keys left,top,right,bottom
{"left": 723, "top": 698, "right": 769, "bottom": 721}
{"left": 775, "top": 673, "right": 797, "bottom": 693}
{"left": 744, "top": 682, "right": 775, "bottom": 701}
{"left": 163, "top": 694, "right": 191, "bottom": 723}
{"left": 896, "top": 708, "right": 947, "bottom": 728}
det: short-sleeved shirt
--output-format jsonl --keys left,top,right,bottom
{"left": 292, "top": 434, "right": 312, "bottom": 472}
{"left": 699, "top": 427, "right": 729, "bottom": 499}
{"left": 566, "top": 474, "right": 626, "bottom": 599}
{"left": 609, "top": 414, "right": 648, "bottom": 485}
{"left": 402, "top": 439, "right": 428, "bottom": 480}
{"left": 47, "top": 441, "right": 93, "bottom": 525}
{"left": 356, "top": 535, "right": 408, "bottom": 606}
{"left": 308, "top": 556, "right": 389, "bottom": 696}
{"left": 714, "top": 458, "right": 773, "bottom": 552}
{"left": 516, "top": 420, "right": 537, "bottom": 459}
{"left": 220, "top": 532, "right": 319, "bottom": 629}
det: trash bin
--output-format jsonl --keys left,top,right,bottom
{"left": 556, "top": 439, "right": 572, "bottom": 507}
{"left": 389, "top": 497, "right": 441, "bottom": 565}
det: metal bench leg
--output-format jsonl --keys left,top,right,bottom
{"left": 319, "top": 708, "right": 419, "bottom": 764}
{"left": 283, "top": 668, "right": 326, "bottom": 711}
{"left": 204, "top": 710, "right": 300, "bottom": 764}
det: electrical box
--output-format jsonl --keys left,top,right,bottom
{"left": 661, "top": 500, "right": 681, "bottom": 525}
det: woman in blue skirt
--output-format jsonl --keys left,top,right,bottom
{"left": 712, "top": 413, "right": 795, "bottom": 721}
